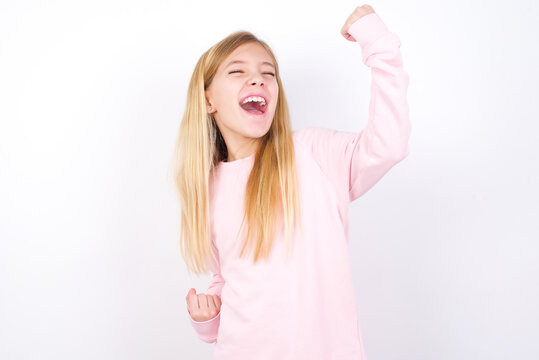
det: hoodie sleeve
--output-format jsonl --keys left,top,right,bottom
{"left": 293, "top": 12, "right": 411, "bottom": 203}
{"left": 188, "top": 242, "right": 225, "bottom": 344}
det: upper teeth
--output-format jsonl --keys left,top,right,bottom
{"left": 241, "top": 96, "right": 266, "bottom": 106}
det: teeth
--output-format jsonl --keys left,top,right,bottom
{"left": 241, "top": 96, "right": 266, "bottom": 106}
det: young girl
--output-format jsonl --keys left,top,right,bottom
{"left": 172, "top": 4, "right": 410, "bottom": 359}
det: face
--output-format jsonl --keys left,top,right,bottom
{"left": 205, "top": 42, "right": 279, "bottom": 161}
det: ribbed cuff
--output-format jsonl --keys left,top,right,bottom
{"left": 189, "top": 311, "right": 221, "bottom": 343}
{"left": 347, "top": 13, "right": 390, "bottom": 48}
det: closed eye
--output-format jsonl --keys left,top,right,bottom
{"left": 229, "top": 70, "right": 275, "bottom": 77}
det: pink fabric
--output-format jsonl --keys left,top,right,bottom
{"left": 188, "top": 12, "right": 410, "bottom": 360}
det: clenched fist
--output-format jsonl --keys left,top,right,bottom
{"left": 186, "top": 288, "right": 222, "bottom": 322}
{"left": 341, "top": 4, "right": 376, "bottom": 42}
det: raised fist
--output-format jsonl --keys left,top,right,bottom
{"left": 341, "top": 4, "right": 376, "bottom": 42}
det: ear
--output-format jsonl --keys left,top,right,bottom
{"left": 204, "top": 90, "right": 214, "bottom": 113}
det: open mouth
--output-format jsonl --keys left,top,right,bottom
{"left": 239, "top": 99, "right": 267, "bottom": 115}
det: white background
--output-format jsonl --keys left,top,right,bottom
{"left": 1, "top": 0, "right": 538, "bottom": 359}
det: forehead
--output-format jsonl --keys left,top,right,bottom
{"left": 221, "top": 42, "right": 275, "bottom": 69}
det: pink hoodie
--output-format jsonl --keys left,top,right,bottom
{"left": 188, "top": 12, "right": 410, "bottom": 360}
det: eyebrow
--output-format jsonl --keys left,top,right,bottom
{"left": 225, "top": 60, "right": 275, "bottom": 69}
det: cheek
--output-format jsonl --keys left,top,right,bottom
{"left": 272, "top": 89, "right": 279, "bottom": 108}
{"left": 219, "top": 94, "right": 239, "bottom": 111}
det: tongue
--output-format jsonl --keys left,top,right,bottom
{"left": 240, "top": 101, "right": 264, "bottom": 114}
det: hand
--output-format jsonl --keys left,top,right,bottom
{"left": 186, "top": 288, "right": 222, "bottom": 322}
{"left": 341, "top": 4, "right": 376, "bottom": 42}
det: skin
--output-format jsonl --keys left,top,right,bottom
{"left": 205, "top": 42, "right": 279, "bottom": 162}
{"left": 186, "top": 4, "right": 376, "bottom": 323}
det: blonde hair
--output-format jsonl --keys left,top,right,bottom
{"left": 168, "top": 30, "right": 303, "bottom": 275}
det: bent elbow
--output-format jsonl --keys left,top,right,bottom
{"left": 391, "top": 143, "right": 410, "bottom": 163}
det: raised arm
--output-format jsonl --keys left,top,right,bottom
{"left": 294, "top": 11, "right": 411, "bottom": 203}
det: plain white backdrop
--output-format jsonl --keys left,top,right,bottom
{"left": 1, "top": 0, "right": 538, "bottom": 359}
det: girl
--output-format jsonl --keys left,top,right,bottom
{"left": 172, "top": 4, "right": 410, "bottom": 360}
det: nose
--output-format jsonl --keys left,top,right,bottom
{"left": 249, "top": 74, "right": 264, "bottom": 86}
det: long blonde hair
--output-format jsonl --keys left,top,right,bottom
{"left": 169, "top": 30, "right": 302, "bottom": 275}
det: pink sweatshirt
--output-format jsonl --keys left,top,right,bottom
{"left": 188, "top": 13, "right": 410, "bottom": 360}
